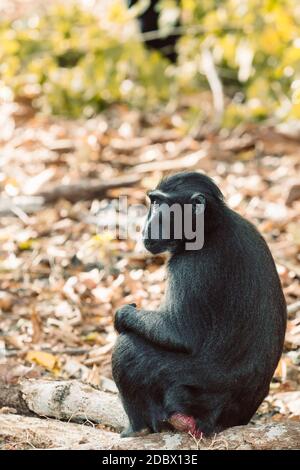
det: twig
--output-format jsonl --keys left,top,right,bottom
{"left": 188, "top": 431, "right": 204, "bottom": 449}
{"left": 201, "top": 47, "right": 224, "bottom": 127}
{"left": 287, "top": 301, "right": 300, "bottom": 315}
{"left": 138, "top": 24, "right": 239, "bottom": 42}
{"left": 10, "top": 205, "right": 32, "bottom": 224}
{"left": 4, "top": 347, "right": 91, "bottom": 357}
{"left": 133, "top": 149, "right": 208, "bottom": 174}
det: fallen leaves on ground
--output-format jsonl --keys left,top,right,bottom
{"left": 0, "top": 94, "right": 299, "bottom": 428}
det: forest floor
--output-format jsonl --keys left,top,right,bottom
{"left": 0, "top": 96, "right": 300, "bottom": 449}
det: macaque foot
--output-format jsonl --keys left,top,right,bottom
{"left": 121, "top": 426, "right": 151, "bottom": 438}
{"left": 168, "top": 413, "right": 203, "bottom": 440}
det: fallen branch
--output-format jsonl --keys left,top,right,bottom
{"left": 0, "top": 379, "right": 126, "bottom": 429}
{"left": 0, "top": 175, "right": 141, "bottom": 215}
{"left": 19, "top": 379, "right": 128, "bottom": 431}
{"left": 1, "top": 379, "right": 300, "bottom": 449}
{"left": 37, "top": 174, "right": 142, "bottom": 204}
{"left": 133, "top": 150, "right": 209, "bottom": 174}
{"left": 0, "top": 413, "right": 300, "bottom": 450}
{"left": 0, "top": 196, "right": 45, "bottom": 216}
{"left": 0, "top": 382, "right": 32, "bottom": 416}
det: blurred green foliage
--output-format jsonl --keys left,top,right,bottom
{"left": 178, "top": 0, "right": 300, "bottom": 125}
{"left": 1, "top": 0, "right": 300, "bottom": 125}
{"left": 0, "top": 2, "right": 172, "bottom": 117}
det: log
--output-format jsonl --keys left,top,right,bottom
{"left": 0, "top": 379, "right": 126, "bottom": 429}
{"left": 0, "top": 413, "right": 300, "bottom": 450}
{"left": 19, "top": 379, "right": 128, "bottom": 431}
{"left": 1, "top": 379, "right": 300, "bottom": 449}
{"left": 0, "top": 382, "right": 32, "bottom": 416}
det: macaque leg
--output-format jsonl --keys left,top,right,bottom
{"left": 120, "top": 396, "right": 151, "bottom": 438}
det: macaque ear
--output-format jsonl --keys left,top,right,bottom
{"left": 191, "top": 192, "right": 206, "bottom": 213}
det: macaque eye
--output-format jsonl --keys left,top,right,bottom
{"left": 152, "top": 200, "right": 160, "bottom": 212}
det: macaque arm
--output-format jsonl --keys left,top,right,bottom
{"left": 116, "top": 307, "right": 190, "bottom": 353}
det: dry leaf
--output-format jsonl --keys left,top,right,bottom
{"left": 26, "top": 351, "right": 60, "bottom": 374}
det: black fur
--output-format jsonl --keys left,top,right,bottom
{"left": 112, "top": 171, "right": 287, "bottom": 437}
{"left": 128, "top": 0, "right": 179, "bottom": 62}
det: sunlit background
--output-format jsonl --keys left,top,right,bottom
{"left": 1, "top": 0, "right": 300, "bottom": 126}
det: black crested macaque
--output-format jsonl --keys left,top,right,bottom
{"left": 128, "top": 0, "right": 180, "bottom": 63}
{"left": 112, "top": 171, "right": 286, "bottom": 438}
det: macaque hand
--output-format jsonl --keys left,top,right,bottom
{"left": 114, "top": 303, "right": 137, "bottom": 333}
